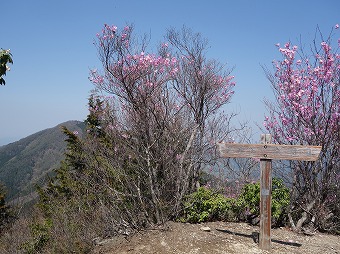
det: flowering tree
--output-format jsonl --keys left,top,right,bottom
{"left": 87, "top": 24, "right": 237, "bottom": 224}
{"left": 264, "top": 25, "right": 340, "bottom": 233}
{"left": 0, "top": 49, "right": 13, "bottom": 85}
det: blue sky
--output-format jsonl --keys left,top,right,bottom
{"left": 1, "top": 0, "right": 339, "bottom": 145}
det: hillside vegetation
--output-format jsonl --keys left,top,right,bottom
{"left": 0, "top": 120, "right": 85, "bottom": 204}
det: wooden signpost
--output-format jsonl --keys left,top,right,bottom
{"left": 217, "top": 134, "right": 322, "bottom": 251}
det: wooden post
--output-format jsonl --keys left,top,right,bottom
{"left": 216, "top": 135, "right": 321, "bottom": 251}
{"left": 259, "top": 134, "right": 272, "bottom": 251}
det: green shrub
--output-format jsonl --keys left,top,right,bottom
{"left": 236, "top": 181, "right": 260, "bottom": 218}
{"left": 21, "top": 219, "right": 52, "bottom": 254}
{"left": 180, "top": 187, "right": 236, "bottom": 223}
{"left": 236, "top": 178, "right": 290, "bottom": 226}
{"left": 180, "top": 178, "right": 290, "bottom": 227}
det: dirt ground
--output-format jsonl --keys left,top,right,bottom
{"left": 92, "top": 221, "right": 340, "bottom": 254}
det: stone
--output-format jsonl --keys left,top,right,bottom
{"left": 200, "top": 226, "right": 211, "bottom": 232}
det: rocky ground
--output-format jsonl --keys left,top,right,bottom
{"left": 92, "top": 221, "right": 340, "bottom": 254}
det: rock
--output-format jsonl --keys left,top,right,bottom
{"left": 92, "top": 237, "right": 117, "bottom": 246}
{"left": 200, "top": 226, "right": 211, "bottom": 232}
{"left": 92, "top": 237, "right": 101, "bottom": 245}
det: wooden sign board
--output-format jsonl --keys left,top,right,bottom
{"left": 217, "top": 134, "right": 321, "bottom": 251}
{"left": 217, "top": 143, "right": 322, "bottom": 161}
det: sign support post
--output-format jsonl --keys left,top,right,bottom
{"left": 259, "top": 134, "right": 272, "bottom": 250}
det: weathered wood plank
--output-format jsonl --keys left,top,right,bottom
{"left": 217, "top": 143, "right": 321, "bottom": 161}
{"left": 259, "top": 158, "right": 272, "bottom": 250}
{"left": 259, "top": 134, "right": 272, "bottom": 251}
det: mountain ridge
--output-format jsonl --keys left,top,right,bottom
{"left": 0, "top": 120, "right": 85, "bottom": 205}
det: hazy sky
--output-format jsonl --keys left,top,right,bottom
{"left": 1, "top": 0, "right": 339, "bottom": 145}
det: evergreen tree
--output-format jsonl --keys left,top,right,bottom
{"left": 0, "top": 184, "right": 14, "bottom": 233}
{"left": 34, "top": 97, "right": 127, "bottom": 252}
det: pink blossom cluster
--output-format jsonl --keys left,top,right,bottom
{"left": 89, "top": 69, "right": 104, "bottom": 85}
{"left": 210, "top": 75, "right": 235, "bottom": 108}
{"left": 90, "top": 24, "right": 179, "bottom": 99}
{"left": 117, "top": 52, "right": 178, "bottom": 80}
{"left": 91, "top": 52, "right": 178, "bottom": 97}
{"left": 96, "top": 24, "right": 117, "bottom": 40}
{"left": 96, "top": 24, "right": 130, "bottom": 50}
{"left": 91, "top": 24, "right": 235, "bottom": 117}
{"left": 264, "top": 31, "right": 340, "bottom": 143}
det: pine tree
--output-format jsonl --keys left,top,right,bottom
{"left": 0, "top": 184, "right": 14, "bottom": 233}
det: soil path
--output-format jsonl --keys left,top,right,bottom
{"left": 93, "top": 221, "right": 340, "bottom": 254}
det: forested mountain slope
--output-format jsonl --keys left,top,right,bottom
{"left": 0, "top": 120, "right": 85, "bottom": 204}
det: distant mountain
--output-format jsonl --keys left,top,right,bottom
{"left": 0, "top": 120, "right": 85, "bottom": 205}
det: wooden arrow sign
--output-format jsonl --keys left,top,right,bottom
{"left": 217, "top": 143, "right": 322, "bottom": 161}
{"left": 217, "top": 134, "right": 322, "bottom": 251}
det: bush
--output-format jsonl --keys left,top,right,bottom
{"left": 237, "top": 178, "right": 290, "bottom": 226}
{"left": 180, "top": 187, "right": 237, "bottom": 223}
{"left": 21, "top": 219, "right": 51, "bottom": 254}
{"left": 180, "top": 178, "right": 290, "bottom": 227}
